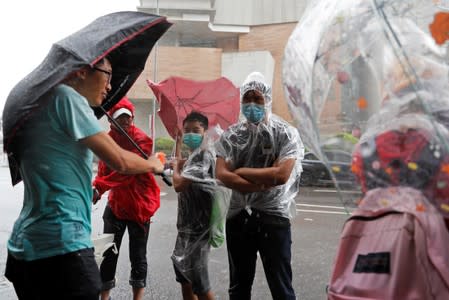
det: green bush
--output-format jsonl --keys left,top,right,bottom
{"left": 154, "top": 136, "right": 190, "bottom": 157}
{"left": 335, "top": 132, "right": 359, "bottom": 144}
{"left": 155, "top": 137, "right": 174, "bottom": 155}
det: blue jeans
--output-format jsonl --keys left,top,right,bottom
{"left": 100, "top": 205, "right": 150, "bottom": 290}
{"left": 5, "top": 248, "right": 101, "bottom": 300}
{"left": 226, "top": 209, "right": 296, "bottom": 300}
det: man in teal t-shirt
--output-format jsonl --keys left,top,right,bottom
{"left": 4, "top": 57, "right": 164, "bottom": 300}
{"left": 7, "top": 83, "right": 102, "bottom": 261}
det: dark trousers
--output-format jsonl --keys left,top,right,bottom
{"left": 5, "top": 248, "right": 101, "bottom": 300}
{"left": 100, "top": 205, "right": 150, "bottom": 290}
{"left": 226, "top": 210, "right": 296, "bottom": 300}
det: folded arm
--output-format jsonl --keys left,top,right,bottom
{"left": 234, "top": 158, "right": 296, "bottom": 187}
{"left": 216, "top": 157, "right": 267, "bottom": 193}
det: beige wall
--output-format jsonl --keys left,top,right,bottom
{"left": 127, "top": 46, "right": 223, "bottom": 139}
{"left": 238, "top": 22, "right": 298, "bottom": 122}
{"left": 238, "top": 22, "right": 345, "bottom": 131}
{"left": 129, "top": 46, "right": 223, "bottom": 100}
{"left": 126, "top": 22, "right": 343, "bottom": 136}
{"left": 128, "top": 24, "right": 298, "bottom": 124}
{"left": 320, "top": 82, "right": 343, "bottom": 135}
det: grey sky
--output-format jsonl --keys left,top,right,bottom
{"left": 0, "top": 0, "right": 138, "bottom": 115}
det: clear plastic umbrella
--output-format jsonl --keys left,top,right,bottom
{"left": 283, "top": 0, "right": 449, "bottom": 207}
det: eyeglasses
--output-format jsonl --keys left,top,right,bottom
{"left": 93, "top": 67, "right": 112, "bottom": 85}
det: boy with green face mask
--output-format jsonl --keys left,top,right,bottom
{"left": 171, "top": 111, "right": 223, "bottom": 300}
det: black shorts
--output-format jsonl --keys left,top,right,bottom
{"left": 5, "top": 248, "right": 101, "bottom": 300}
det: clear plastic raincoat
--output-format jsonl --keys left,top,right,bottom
{"left": 215, "top": 72, "right": 304, "bottom": 219}
{"left": 171, "top": 128, "right": 231, "bottom": 279}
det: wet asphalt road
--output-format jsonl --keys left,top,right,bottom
{"left": 0, "top": 167, "right": 358, "bottom": 300}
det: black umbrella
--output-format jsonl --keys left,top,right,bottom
{"left": 2, "top": 11, "right": 172, "bottom": 185}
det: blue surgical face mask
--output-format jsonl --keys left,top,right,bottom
{"left": 183, "top": 133, "right": 203, "bottom": 150}
{"left": 242, "top": 103, "right": 265, "bottom": 123}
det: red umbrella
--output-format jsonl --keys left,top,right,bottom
{"left": 147, "top": 76, "right": 240, "bottom": 139}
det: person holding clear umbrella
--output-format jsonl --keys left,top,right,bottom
{"left": 4, "top": 57, "right": 164, "bottom": 300}
{"left": 215, "top": 72, "right": 304, "bottom": 300}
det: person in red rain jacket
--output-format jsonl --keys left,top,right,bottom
{"left": 93, "top": 96, "right": 160, "bottom": 300}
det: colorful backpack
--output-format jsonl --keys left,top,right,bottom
{"left": 327, "top": 187, "right": 449, "bottom": 300}
{"left": 351, "top": 128, "right": 449, "bottom": 217}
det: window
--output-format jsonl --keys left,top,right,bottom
{"left": 304, "top": 153, "right": 318, "bottom": 161}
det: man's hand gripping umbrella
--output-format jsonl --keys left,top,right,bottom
{"left": 99, "top": 106, "right": 172, "bottom": 187}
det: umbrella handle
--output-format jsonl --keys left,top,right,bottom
{"left": 160, "top": 173, "right": 173, "bottom": 186}
{"left": 99, "top": 107, "right": 173, "bottom": 187}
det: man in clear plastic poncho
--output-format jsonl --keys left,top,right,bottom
{"left": 215, "top": 72, "right": 304, "bottom": 300}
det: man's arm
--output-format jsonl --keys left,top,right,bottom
{"left": 81, "top": 131, "right": 163, "bottom": 175}
{"left": 234, "top": 158, "right": 296, "bottom": 187}
{"left": 216, "top": 157, "right": 266, "bottom": 193}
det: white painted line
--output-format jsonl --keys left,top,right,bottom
{"left": 296, "top": 203, "right": 347, "bottom": 210}
{"left": 313, "top": 189, "right": 361, "bottom": 194}
{"left": 296, "top": 209, "right": 351, "bottom": 215}
{"left": 160, "top": 192, "right": 168, "bottom": 196}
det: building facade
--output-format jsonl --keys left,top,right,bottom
{"left": 127, "top": 0, "right": 317, "bottom": 139}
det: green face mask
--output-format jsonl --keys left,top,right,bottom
{"left": 183, "top": 133, "right": 203, "bottom": 150}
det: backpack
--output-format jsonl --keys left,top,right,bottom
{"left": 327, "top": 187, "right": 449, "bottom": 300}
{"left": 351, "top": 128, "right": 449, "bottom": 218}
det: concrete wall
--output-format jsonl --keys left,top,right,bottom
{"left": 124, "top": 19, "right": 346, "bottom": 137}
{"left": 213, "top": 0, "right": 306, "bottom": 25}
{"left": 125, "top": 22, "right": 319, "bottom": 130}
{"left": 139, "top": 0, "right": 306, "bottom": 26}
{"left": 139, "top": 0, "right": 214, "bottom": 11}
{"left": 222, "top": 51, "right": 275, "bottom": 88}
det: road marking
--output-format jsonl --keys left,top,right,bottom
{"left": 296, "top": 203, "right": 354, "bottom": 215}
{"left": 313, "top": 189, "right": 361, "bottom": 194}
{"left": 296, "top": 203, "right": 347, "bottom": 210}
{"left": 296, "top": 209, "right": 350, "bottom": 215}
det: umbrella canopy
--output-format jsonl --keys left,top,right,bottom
{"left": 283, "top": 0, "right": 445, "bottom": 158}
{"left": 147, "top": 76, "right": 240, "bottom": 139}
{"left": 2, "top": 11, "right": 172, "bottom": 184}
{"left": 282, "top": 0, "right": 449, "bottom": 204}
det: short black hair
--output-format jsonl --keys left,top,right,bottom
{"left": 183, "top": 111, "right": 208, "bottom": 130}
{"left": 93, "top": 56, "right": 111, "bottom": 68}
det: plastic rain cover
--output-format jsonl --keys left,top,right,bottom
{"left": 215, "top": 72, "right": 305, "bottom": 219}
{"left": 283, "top": 0, "right": 449, "bottom": 214}
{"left": 172, "top": 126, "right": 231, "bottom": 278}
